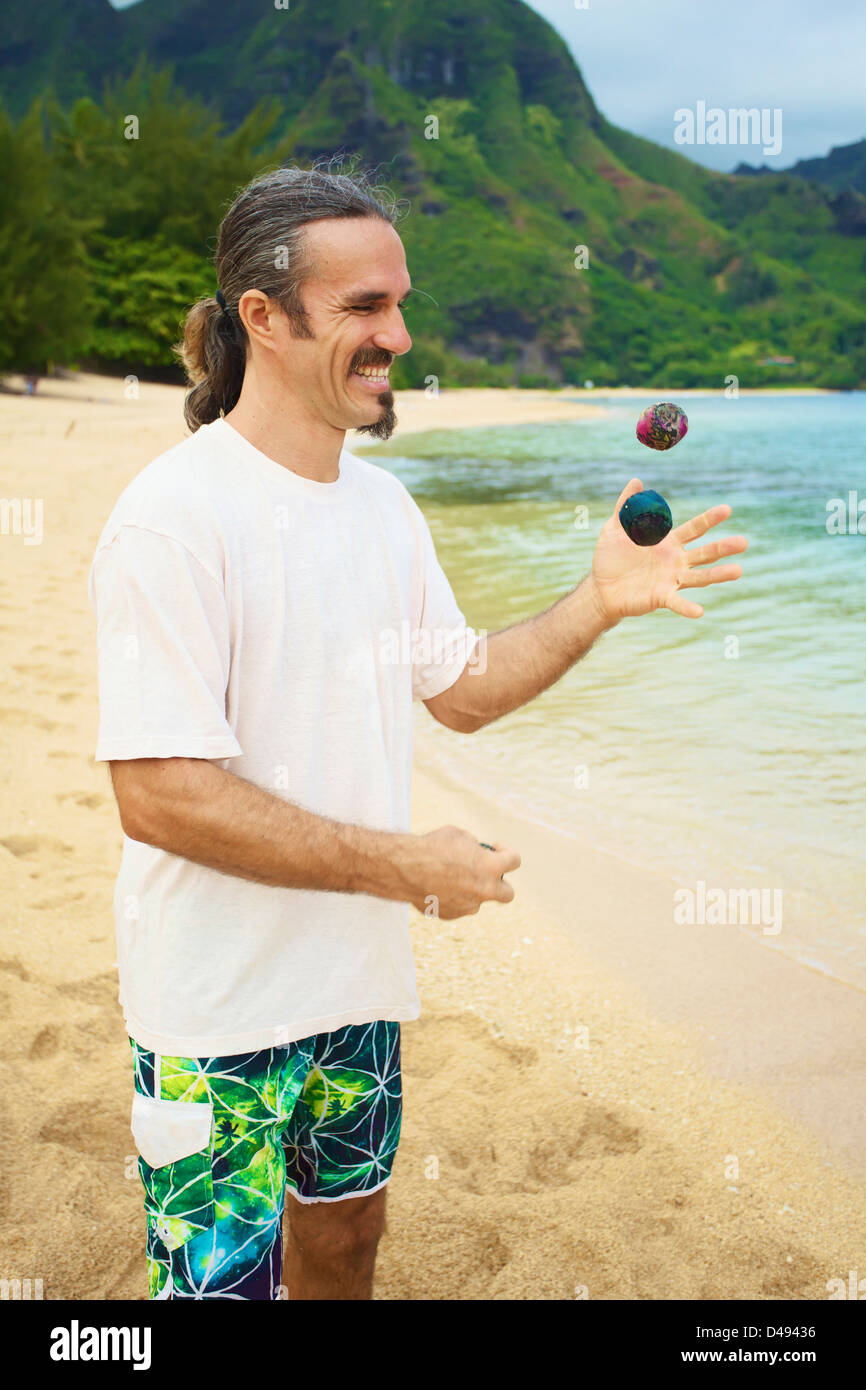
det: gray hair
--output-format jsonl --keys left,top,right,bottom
{"left": 175, "top": 158, "right": 400, "bottom": 431}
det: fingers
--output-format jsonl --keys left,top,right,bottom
{"left": 613, "top": 477, "right": 643, "bottom": 513}
{"left": 685, "top": 535, "right": 748, "bottom": 568}
{"left": 494, "top": 878, "right": 516, "bottom": 904}
{"left": 672, "top": 503, "right": 732, "bottom": 546}
{"left": 679, "top": 562, "right": 743, "bottom": 590}
{"left": 489, "top": 844, "right": 521, "bottom": 875}
{"left": 480, "top": 841, "right": 520, "bottom": 905}
{"left": 665, "top": 590, "right": 704, "bottom": 619}
{"left": 666, "top": 551, "right": 744, "bottom": 615}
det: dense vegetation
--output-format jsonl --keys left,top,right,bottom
{"left": 1, "top": 0, "right": 864, "bottom": 387}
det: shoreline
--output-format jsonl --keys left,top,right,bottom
{"left": 409, "top": 747, "right": 866, "bottom": 1178}
{"left": 384, "top": 754, "right": 866, "bottom": 1298}
{"left": 415, "top": 726, "right": 866, "bottom": 996}
{"left": 0, "top": 371, "right": 862, "bottom": 1299}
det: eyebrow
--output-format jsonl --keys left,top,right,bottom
{"left": 342, "top": 287, "right": 413, "bottom": 305}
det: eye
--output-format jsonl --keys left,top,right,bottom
{"left": 348, "top": 300, "right": 410, "bottom": 313}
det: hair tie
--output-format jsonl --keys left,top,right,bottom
{"left": 215, "top": 289, "right": 233, "bottom": 326}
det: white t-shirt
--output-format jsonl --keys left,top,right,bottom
{"left": 88, "top": 416, "right": 476, "bottom": 1057}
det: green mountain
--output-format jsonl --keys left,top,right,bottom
{"left": 2, "top": 0, "right": 864, "bottom": 386}
{"left": 736, "top": 138, "right": 866, "bottom": 196}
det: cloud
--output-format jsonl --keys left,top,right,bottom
{"left": 526, "top": 0, "right": 865, "bottom": 169}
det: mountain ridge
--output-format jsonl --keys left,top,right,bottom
{"left": 1, "top": 0, "right": 863, "bottom": 385}
{"left": 735, "top": 138, "right": 866, "bottom": 197}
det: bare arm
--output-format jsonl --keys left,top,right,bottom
{"left": 426, "top": 574, "right": 609, "bottom": 734}
{"left": 109, "top": 757, "right": 520, "bottom": 920}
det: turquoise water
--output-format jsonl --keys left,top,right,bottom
{"left": 366, "top": 394, "right": 866, "bottom": 989}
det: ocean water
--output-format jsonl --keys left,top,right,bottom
{"left": 366, "top": 394, "right": 866, "bottom": 990}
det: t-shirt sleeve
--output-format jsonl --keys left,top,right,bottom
{"left": 88, "top": 524, "right": 242, "bottom": 762}
{"left": 408, "top": 501, "right": 478, "bottom": 702}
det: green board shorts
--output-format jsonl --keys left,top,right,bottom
{"left": 129, "top": 1021, "right": 402, "bottom": 1299}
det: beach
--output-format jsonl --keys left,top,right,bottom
{"left": 1, "top": 371, "right": 864, "bottom": 1300}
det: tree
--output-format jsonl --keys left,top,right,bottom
{"left": 0, "top": 103, "right": 91, "bottom": 374}
{"left": 43, "top": 61, "right": 293, "bottom": 370}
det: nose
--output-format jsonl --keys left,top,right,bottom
{"left": 372, "top": 307, "right": 412, "bottom": 358}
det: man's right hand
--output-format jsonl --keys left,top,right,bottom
{"left": 108, "top": 756, "right": 521, "bottom": 917}
{"left": 405, "top": 825, "right": 521, "bottom": 920}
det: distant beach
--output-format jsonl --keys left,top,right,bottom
{"left": 0, "top": 372, "right": 863, "bottom": 1300}
{"left": 349, "top": 383, "right": 833, "bottom": 444}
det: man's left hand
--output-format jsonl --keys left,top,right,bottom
{"left": 588, "top": 478, "right": 748, "bottom": 626}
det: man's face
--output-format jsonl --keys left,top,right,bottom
{"left": 272, "top": 217, "right": 413, "bottom": 441}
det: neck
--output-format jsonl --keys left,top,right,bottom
{"left": 224, "top": 364, "right": 345, "bottom": 483}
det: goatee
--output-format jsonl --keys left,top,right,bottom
{"left": 356, "top": 389, "right": 397, "bottom": 441}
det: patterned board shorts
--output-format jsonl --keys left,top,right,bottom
{"left": 129, "top": 1021, "right": 402, "bottom": 1300}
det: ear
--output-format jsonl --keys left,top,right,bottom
{"left": 237, "top": 289, "right": 279, "bottom": 350}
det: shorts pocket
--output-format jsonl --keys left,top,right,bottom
{"left": 131, "top": 1092, "right": 215, "bottom": 1252}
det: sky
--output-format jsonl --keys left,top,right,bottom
{"left": 107, "top": 0, "right": 863, "bottom": 171}
{"left": 526, "top": 0, "right": 865, "bottom": 170}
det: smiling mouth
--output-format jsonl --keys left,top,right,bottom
{"left": 351, "top": 364, "right": 392, "bottom": 391}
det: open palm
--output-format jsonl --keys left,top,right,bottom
{"left": 592, "top": 478, "right": 748, "bottom": 622}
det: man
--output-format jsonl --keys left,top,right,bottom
{"left": 89, "top": 163, "right": 746, "bottom": 1301}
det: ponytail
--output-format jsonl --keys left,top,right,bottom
{"left": 174, "top": 296, "right": 246, "bottom": 432}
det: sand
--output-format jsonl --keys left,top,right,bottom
{"left": 0, "top": 371, "right": 863, "bottom": 1300}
